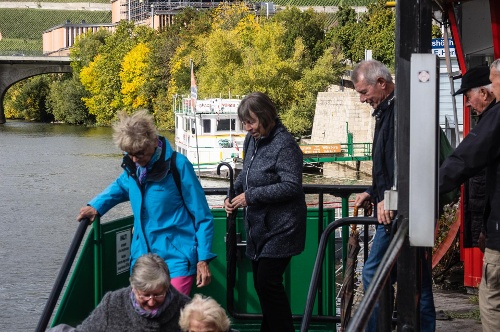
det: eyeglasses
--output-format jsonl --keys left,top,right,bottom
{"left": 136, "top": 291, "right": 166, "bottom": 302}
{"left": 126, "top": 149, "right": 147, "bottom": 159}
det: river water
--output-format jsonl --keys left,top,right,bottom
{"left": 0, "top": 121, "right": 370, "bottom": 331}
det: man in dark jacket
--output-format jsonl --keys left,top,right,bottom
{"left": 451, "top": 66, "right": 495, "bottom": 250}
{"left": 352, "top": 60, "right": 435, "bottom": 332}
{"left": 439, "top": 60, "right": 500, "bottom": 332}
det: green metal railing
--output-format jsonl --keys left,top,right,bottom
{"left": 302, "top": 124, "right": 372, "bottom": 167}
{"left": 37, "top": 184, "right": 371, "bottom": 332}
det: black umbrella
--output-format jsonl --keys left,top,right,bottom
{"left": 216, "top": 162, "right": 237, "bottom": 293}
{"left": 339, "top": 206, "right": 361, "bottom": 331}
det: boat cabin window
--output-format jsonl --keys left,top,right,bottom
{"left": 184, "top": 118, "right": 190, "bottom": 132}
{"left": 217, "top": 119, "right": 236, "bottom": 131}
{"left": 203, "top": 119, "right": 211, "bottom": 134}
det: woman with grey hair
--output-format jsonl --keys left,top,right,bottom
{"left": 48, "top": 253, "right": 190, "bottom": 331}
{"left": 223, "top": 92, "right": 306, "bottom": 332}
{"left": 179, "top": 294, "right": 233, "bottom": 332}
{"left": 78, "top": 110, "right": 216, "bottom": 295}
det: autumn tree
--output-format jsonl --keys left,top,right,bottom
{"left": 79, "top": 21, "right": 154, "bottom": 125}
{"left": 166, "top": 3, "right": 344, "bottom": 135}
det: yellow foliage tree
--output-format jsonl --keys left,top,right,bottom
{"left": 120, "top": 42, "right": 150, "bottom": 109}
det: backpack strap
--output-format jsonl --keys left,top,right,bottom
{"left": 170, "top": 151, "right": 195, "bottom": 221}
{"left": 171, "top": 151, "right": 182, "bottom": 197}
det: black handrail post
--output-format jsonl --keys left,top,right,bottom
{"left": 35, "top": 218, "right": 90, "bottom": 332}
{"left": 317, "top": 189, "right": 324, "bottom": 315}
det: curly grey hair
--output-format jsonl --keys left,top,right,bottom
{"left": 112, "top": 109, "right": 158, "bottom": 153}
{"left": 179, "top": 294, "right": 231, "bottom": 332}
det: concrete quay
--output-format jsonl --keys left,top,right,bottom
{"left": 434, "top": 287, "right": 482, "bottom": 332}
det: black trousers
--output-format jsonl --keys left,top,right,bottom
{"left": 252, "top": 257, "right": 294, "bottom": 332}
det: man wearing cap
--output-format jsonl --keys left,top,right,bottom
{"left": 453, "top": 66, "right": 496, "bottom": 254}
{"left": 439, "top": 63, "right": 500, "bottom": 332}
{"left": 454, "top": 65, "right": 496, "bottom": 117}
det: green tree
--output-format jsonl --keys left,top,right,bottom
{"left": 153, "top": 8, "right": 209, "bottom": 130}
{"left": 272, "top": 7, "right": 327, "bottom": 63}
{"left": 166, "top": 3, "right": 345, "bottom": 136}
{"left": 46, "top": 76, "right": 93, "bottom": 125}
{"left": 70, "top": 28, "right": 111, "bottom": 74}
{"left": 12, "top": 75, "right": 53, "bottom": 122}
{"left": 351, "top": 0, "right": 396, "bottom": 67}
{"left": 282, "top": 46, "right": 346, "bottom": 135}
{"left": 328, "top": 5, "right": 360, "bottom": 63}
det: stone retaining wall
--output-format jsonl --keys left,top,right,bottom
{"left": 310, "top": 84, "right": 375, "bottom": 175}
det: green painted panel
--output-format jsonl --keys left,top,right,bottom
{"left": 51, "top": 208, "right": 339, "bottom": 331}
{"left": 51, "top": 216, "right": 133, "bottom": 327}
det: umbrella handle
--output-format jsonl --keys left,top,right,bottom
{"left": 351, "top": 206, "right": 358, "bottom": 233}
{"left": 217, "top": 162, "right": 235, "bottom": 200}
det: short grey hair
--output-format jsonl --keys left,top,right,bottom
{"left": 112, "top": 109, "right": 158, "bottom": 153}
{"left": 179, "top": 294, "right": 231, "bottom": 332}
{"left": 129, "top": 253, "right": 170, "bottom": 292}
{"left": 491, "top": 59, "right": 500, "bottom": 72}
{"left": 471, "top": 84, "right": 493, "bottom": 93}
{"left": 351, "top": 60, "right": 393, "bottom": 85}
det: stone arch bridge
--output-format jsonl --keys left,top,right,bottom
{"left": 0, "top": 56, "right": 72, "bottom": 123}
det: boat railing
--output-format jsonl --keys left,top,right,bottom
{"left": 37, "top": 184, "right": 378, "bottom": 331}
{"left": 36, "top": 218, "right": 91, "bottom": 332}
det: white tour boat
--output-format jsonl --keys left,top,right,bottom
{"left": 174, "top": 96, "right": 246, "bottom": 172}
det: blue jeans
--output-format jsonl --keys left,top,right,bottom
{"left": 362, "top": 224, "right": 436, "bottom": 332}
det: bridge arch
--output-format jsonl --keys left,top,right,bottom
{"left": 0, "top": 56, "right": 72, "bottom": 123}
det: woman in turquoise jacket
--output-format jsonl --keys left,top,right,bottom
{"left": 78, "top": 110, "right": 216, "bottom": 295}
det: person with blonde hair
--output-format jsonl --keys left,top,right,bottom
{"left": 179, "top": 294, "right": 232, "bottom": 332}
{"left": 78, "top": 109, "right": 216, "bottom": 295}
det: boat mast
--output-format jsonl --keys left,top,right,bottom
{"left": 191, "top": 59, "right": 201, "bottom": 178}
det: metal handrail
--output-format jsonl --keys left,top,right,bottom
{"left": 300, "top": 217, "right": 378, "bottom": 331}
{"left": 346, "top": 219, "right": 408, "bottom": 332}
{"left": 35, "top": 218, "right": 90, "bottom": 332}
